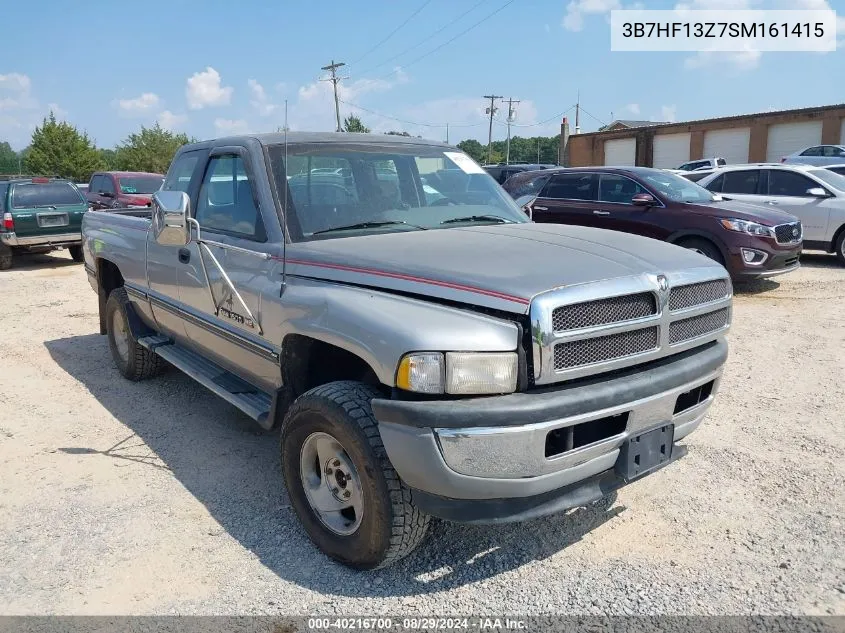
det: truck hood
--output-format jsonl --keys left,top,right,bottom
{"left": 690, "top": 198, "right": 797, "bottom": 225}
{"left": 285, "top": 223, "right": 722, "bottom": 313}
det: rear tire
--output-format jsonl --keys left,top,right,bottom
{"left": 0, "top": 245, "right": 12, "bottom": 270}
{"left": 68, "top": 245, "right": 84, "bottom": 262}
{"left": 105, "top": 287, "right": 165, "bottom": 381}
{"left": 281, "top": 381, "right": 430, "bottom": 569}
{"left": 676, "top": 237, "right": 725, "bottom": 266}
{"left": 835, "top": 231, "right": 845, "bottom": 266}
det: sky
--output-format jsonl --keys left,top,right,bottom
{"left": 0, "top": 0, "right": 843, "bottom": 151}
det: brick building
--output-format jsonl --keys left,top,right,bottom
{"left": 562, "top": 104, "right": 845, "bottom": 169}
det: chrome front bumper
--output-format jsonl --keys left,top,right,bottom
{"left": 0, "top": 232, "right": 82, "bottom": 247}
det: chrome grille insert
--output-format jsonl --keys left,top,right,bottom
{"left": 552, "top": 292, "right": 657, "bottom": 331}
{"left": 669, "top": 280, "right": 729, "bottom": 311}
{"left": 554, "top": 327, "right": 659, "bottom": 370}
{"left": 774, "top": 221, "right": 802, "bottom": 244}
{"left": 669, "top": 308, "right": 729, "bottom": 344}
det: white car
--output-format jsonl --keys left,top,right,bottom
{"left": 781, "top": 145, "right": 845, "bottom": 166}
{"left": 824, "top": 164, "right": 845, "bottom": 177}
{"left": 677, "top": 157, "right": 727, "bottom": 172}
{"left": 696, "top": 163, "right": 845, "bottom": 264}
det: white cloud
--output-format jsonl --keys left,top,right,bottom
{"left": 214, "top": 118, "right": 250, "bottom": 135}
{"left": 0, "top": 72, "right": 36, "bottom": 112}
{"left": 562, "top": 0, "right": 621, "bottom": 31}
{"left": 47, "top": 103, "right": 68, "bottom": 119}
{"left": 115, "top": 92, "right": 160, "bottom": 113}
{"left": 684, "top": 49, "right": 762, "bottom": 71}
{"left": 624, "top": 103, "right": 641, "bottom": 115}
{"left": 0, "top": 73, "right": 31, "bottom": 94}
{"left": 656, "top": 105, "right": 678, "bottom": 123}
{"left": 248, "top": 79, "right": 277, "bottom": 116}
{"left": 157, "top": 110, "right": 188, "bottom": 130}
{"left": 186, "top": 67, "right": 233, "bottom": 110}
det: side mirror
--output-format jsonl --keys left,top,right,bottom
{"left": 806, "top": 187, "right": 828, "bottom": 198}
{"left": 514, "top": 194, "right": 537, "bottom": 219}
{"left": 632, "top": 193, "right": 655, "bottom": 206}
{"left": 151, "top": 191, "right": 191, "bottom": 246}
{"left": 101, "top": 191, "right": 115, "bottom": 198}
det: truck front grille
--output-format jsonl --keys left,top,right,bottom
{"left": 668, "top": 279, "right": 729, "bottom": 311}
{"left": 668, "top": 308, "right": 729, "bottom": 344}
{"left": 554, "top": 327, "right": 659, "bottom": 370}
{"left": 774, "top": 222, "right": 802, "bottom": 244}
{"left": 552, "top": 292, "right": 656, "bottom": 331}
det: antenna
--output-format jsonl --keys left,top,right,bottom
{"left": 281, "top": 99, "right": 289, "bottom": 297}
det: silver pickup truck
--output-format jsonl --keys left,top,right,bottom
{"left": 81, "top": 133, "right": 732, "bottom": 569}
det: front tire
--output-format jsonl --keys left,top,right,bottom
{"left": 835, "top": 231, "right": 845, "bottom": 266}
{"left": 676, "top": 237, "right": 725, "bottom": 266}
{"left": 68, "top": 245, "right": 84, "bottom": 262}
{"left": 105, "top": 287, "right": 165, "bottom": 381}
{"left": 281, "top": 381, "right": 430, "bottom": 569}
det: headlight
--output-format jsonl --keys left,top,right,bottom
{"left": 396, "top": 352, "right": 518, "bottom": 395}
{"left": 719, "top": 218, "right": 773, "bottom": 238}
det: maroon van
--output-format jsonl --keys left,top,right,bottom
{"left": 503, "top": 166, "right": 802, "bottom": 280}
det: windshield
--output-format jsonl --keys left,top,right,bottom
{"left": 639, "top": 170, "right": 717, "bottom": 203}
{"left": 810, "top": 169, "right": 845, "bottom": 192}
{"left": 11, "top": 182, "right": 85, "bottom": 208}
{"left": 267, "top": 143, "right": 528, "bottom": 240}
{"left": 118, "top": 176, "right": 164, "bottom": 194}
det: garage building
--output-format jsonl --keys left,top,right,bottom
{"left": 563, "top": 104, "right": 845, "bottom": 168}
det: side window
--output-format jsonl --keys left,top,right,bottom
{"left": 823, "top": 146, "right": 845, "bottom": 157}
{"left": 510, "top": 174, "right": 550, "bottom": 198}
{"left": 767, "top": 170, "right": 818, "bottom": 197}
{"left": 705, "top": 174, "right": 724, "bottom": 192}
{"left": 721, "top": 170, "right": 760, "bottom": 194}
{"left": 196, "top": 155, "right": 264, "bottom": 240}
{"left": 101, "top": 176, "right": 115, "bottom": 195}
{"left": 162, "top": 153, "right": 201, "bottom": 193}
{"left": 800, "top": 146, "right": 822, "bottom": 157}
{"left": 716, "top": 158, "right": 727, "bottom": 166}
{"left": 598, "top": 174, "right": 647, "bottom": 204}
{"left": 541, "top": 173, "right": 598, "bottom": 201}
{"left": 89, "top": 175, "right": 101, "bottom": 192}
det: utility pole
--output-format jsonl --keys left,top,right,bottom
{"left": 320, "top": 60, "right": 347, "bottom": 132}
{"left": 537, "top": 137, "right": 541, "bottom": 164}
{"left": 504, "top": 97, "right": 520, "bottom": 165}
{"left": 445, "top": 123, "right": 449, "bottom": 144}
{"left": 484, "top": 94, "right": 502, "bottom": 165}
{"left": 575, "top": 90, "right": 581, "bottom": 134}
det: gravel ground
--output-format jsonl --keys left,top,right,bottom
{"left": 0, "top": 250, "right": 843, "bottom": 616}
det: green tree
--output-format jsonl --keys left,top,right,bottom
{"left": 115, "top": 123, "right": 192, "bottom": 174}
{"left": 456, "top": 139, "right": 484, "bottom": 163}
{"left": 342, "top": 115, "right": 370, "bottom": 133}
{"left": 0, "top": 141, "right": 18, "bottom": 175}
{"left": 385, "top": 130, "right": 411, "bottom": 136}
{"left": 22, "top": 112, "right": 104, "bottom": 181}
{"left": 99, "top": 148, "right": 118, "bottom": 170}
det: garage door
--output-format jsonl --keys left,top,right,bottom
{"left": 840, "top": 118, "right": 845, "bottom": 144}
{"left": 766, "top": 121, "right": 823, "bottom": 162}
{"left": 703, "top": 128, "right": 750, "bottom": 165}
{"left": 604, "top": 138, "right": 636, "bottom": 165}
{"left": 652, "top": 133, "right": 690, "bottom": 169}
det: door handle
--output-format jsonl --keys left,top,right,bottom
{"left": 178, "top": 248, "right": 191, "bottom": 264}
{"left": 533, "top": 205, "right": 548, "bottom": 211}
{"left": 592, "top": 210, "right": 610, "bottom": 215}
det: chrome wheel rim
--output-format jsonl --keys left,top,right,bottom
{"left": 299, "top": 431, "right": 364, "bottom": 536}
{"left": 111, "top": 309, "right": 130, "bottom": 363}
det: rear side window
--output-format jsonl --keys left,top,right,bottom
{"left": 704, "top": 174, "right": 724, "bottom": 191}
{"left": 823, "top": 146, "right": 845, "bottom": 158}
{"left": 163, "top": 153, "right": 201, "bottom": 193}
{"left": 767, "top": 170, "right": 817, "bottom": 197}
{"left": 721, "top": 170, "right": 760, "bottom": 194}
{"left": 800, "top": 147, "right": 822, "bottom": 157}
{"left": 11, "top": 182, "right": 84, "bottom": 208}
{"left": 541, "top": 173, "right": 597, "bottom": 201}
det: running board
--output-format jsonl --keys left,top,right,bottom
{"left": 138, "top": 336, "right": 272, "bottom": 426}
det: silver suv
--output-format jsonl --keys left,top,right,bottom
{"left": 697, "top": 163, "right": 845, "bottom": 264}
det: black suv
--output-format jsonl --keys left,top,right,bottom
{"left": 483, "top": 163, "right": 556, "bottom": 185}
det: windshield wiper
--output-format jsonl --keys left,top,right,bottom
{"left": 312, "top": 220, "right": 427, "bottom": 235}
{"left": 440, "top": 215, "right": 514, "bottom": 225}
{"left": 35, "top": 205, "right": 57, "bottom": 209}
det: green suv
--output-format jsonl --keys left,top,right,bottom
{"left": 0, "top": 177, "right": 89, "bottom": 270}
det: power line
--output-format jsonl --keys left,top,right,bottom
{"left": 320, "top": 60, "right": 347, "bottom": 132}
{"left": 577, "top": 105, "right": 608, "bottom": 128}
{"left": 348, "top": 0, "right": 434, "bottom": 66}
{"left": 355, "top": 0, "right": 488, "bottom": 76}
{"left": 338, "top": 98, "right": 484, "bottom": 129}
{"left": 491, "top": 105, "right": 577, "bottom": 129}
{"left": 371, "top": 0, "right": 516, "bottom": 81}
